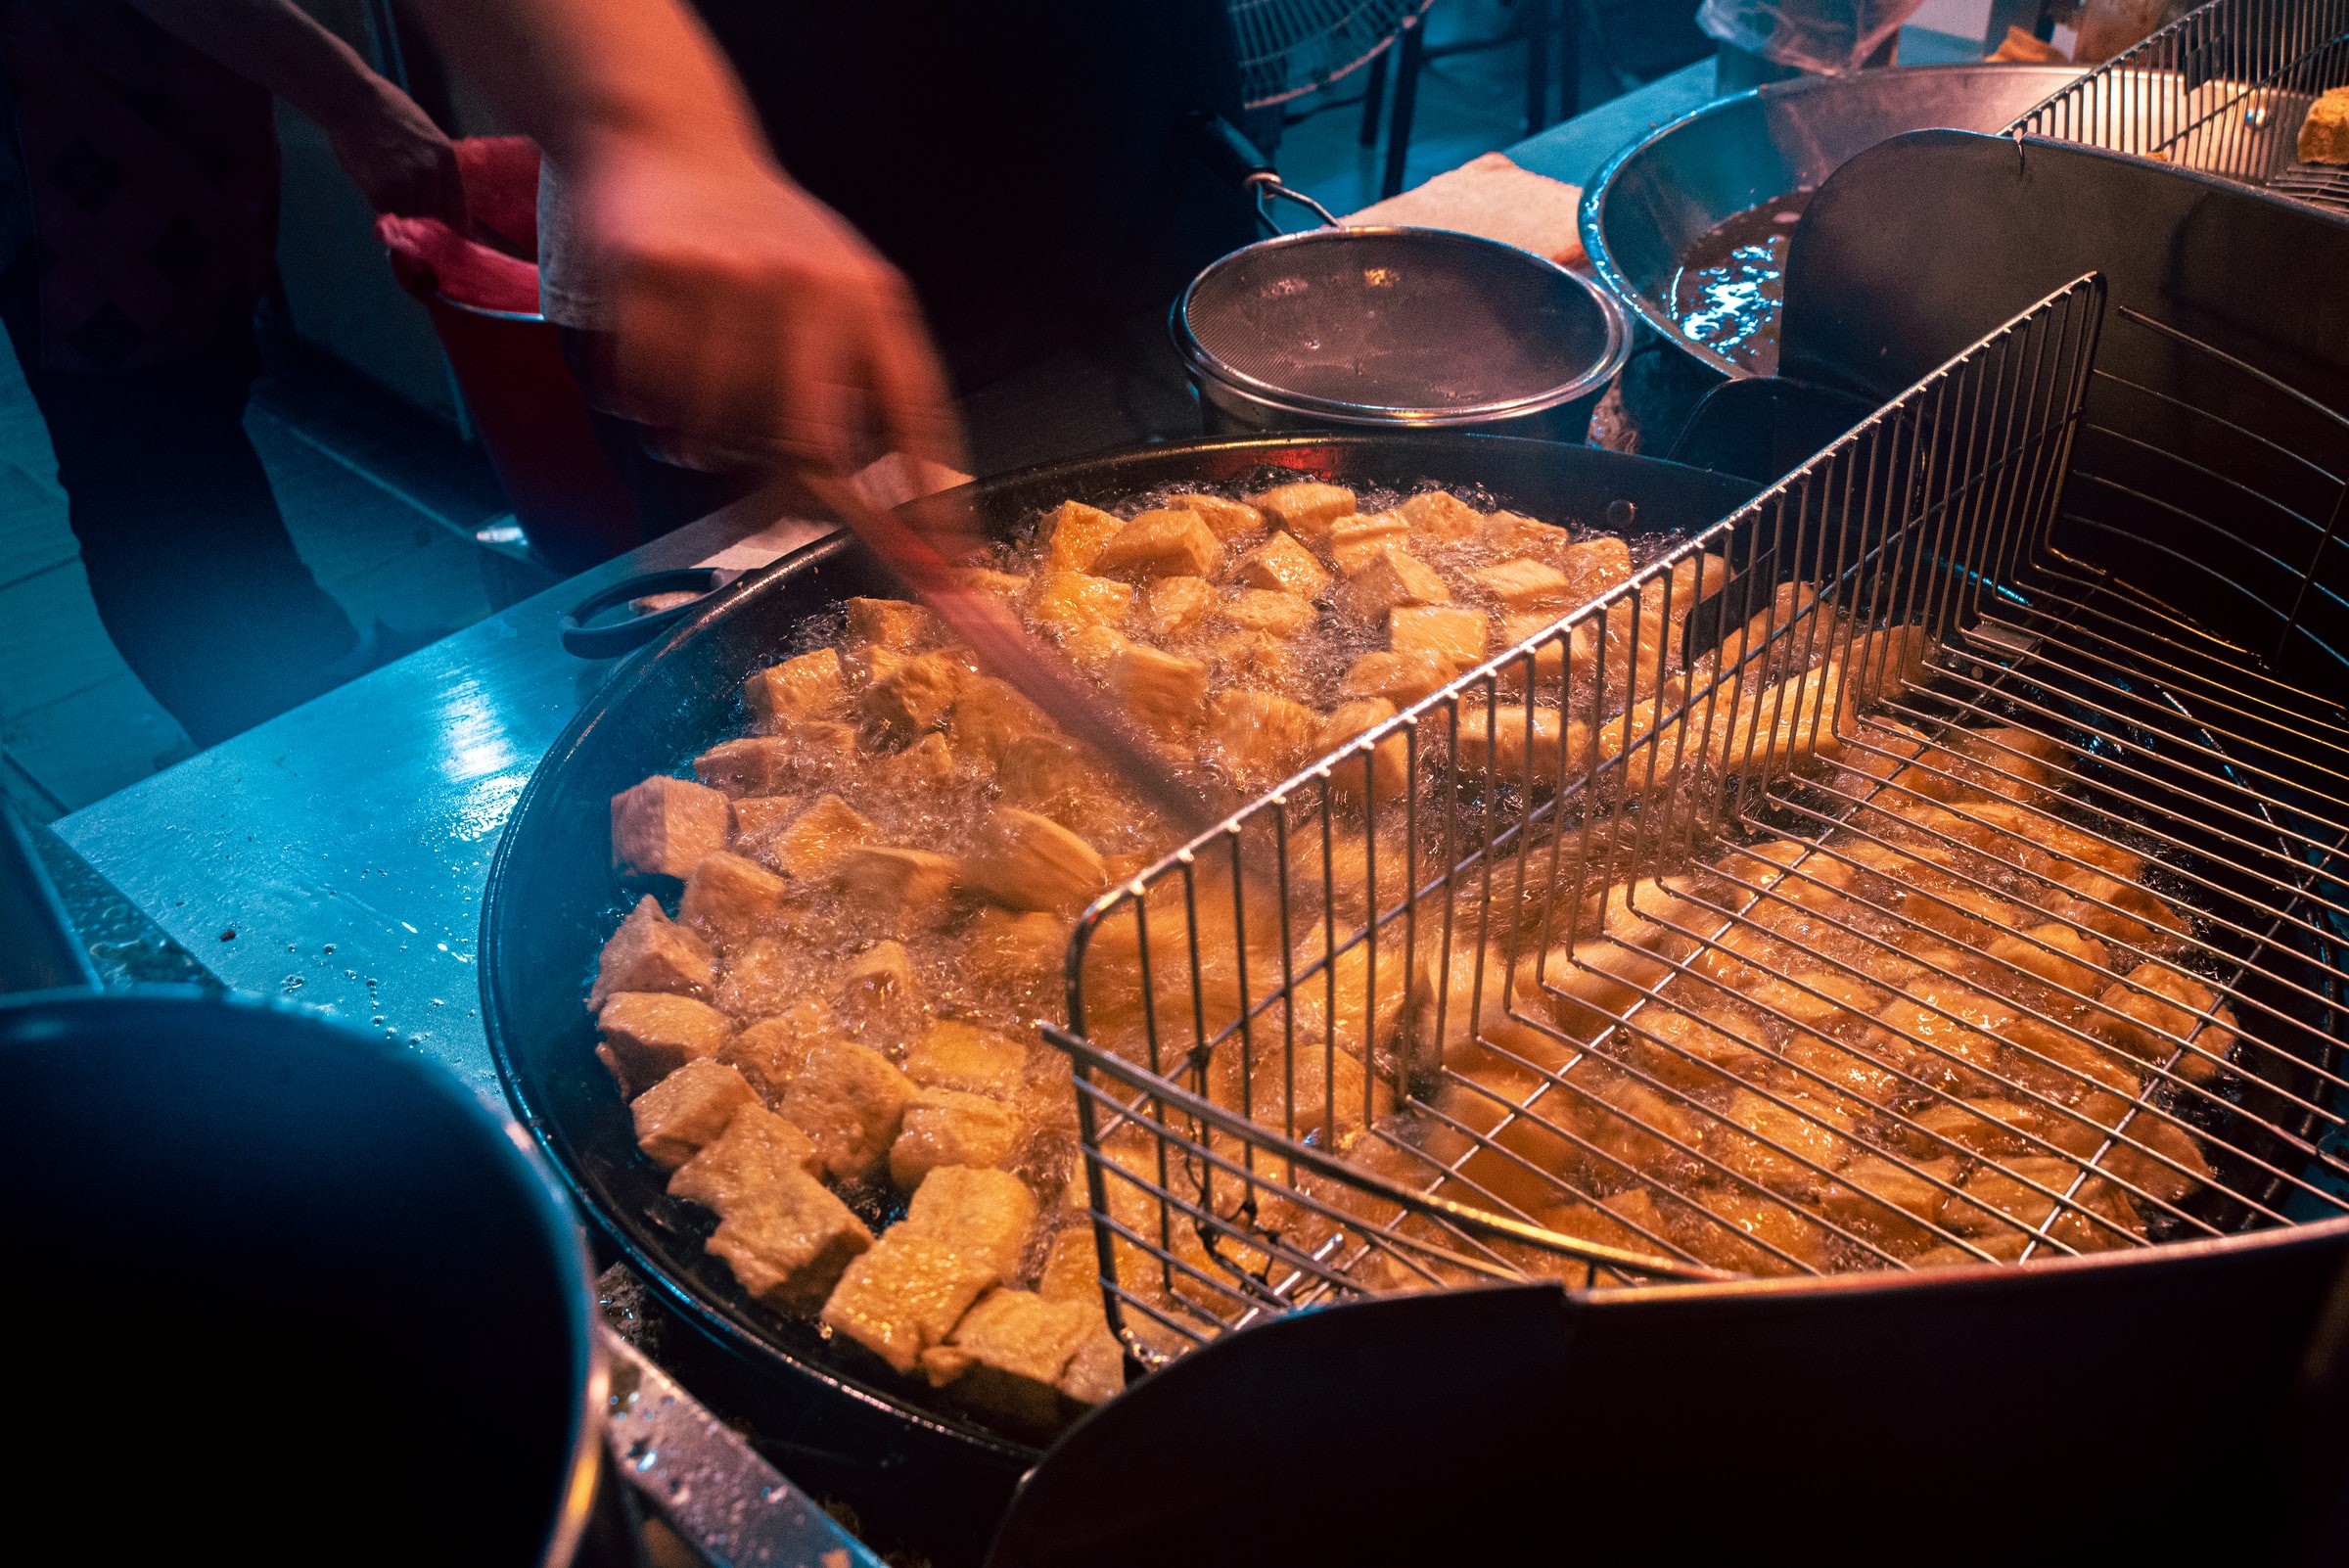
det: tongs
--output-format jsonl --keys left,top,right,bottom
{"left": 799, "top": 473, "right": 1227, "bottom": 847}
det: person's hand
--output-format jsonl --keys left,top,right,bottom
{"left": 567, "top": 133, "right": 964, "bottom": 480}
{"left": 323, "top": 76, "right": 464, "bottom": 222}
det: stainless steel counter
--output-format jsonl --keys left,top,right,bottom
{"left": 57, "top": 493, "right": 835, "bottom": 1098}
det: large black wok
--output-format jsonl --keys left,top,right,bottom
{"left": 478, "top": 433, "right": 1763, "bottom": 1553}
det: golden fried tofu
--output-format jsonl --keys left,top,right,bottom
{"left": 1842, "top": 623, "right": 1933, "bottom": 706}
{"left": 679, "top": 850, "right": 788, "bottom": 946}
{"left": 1872, "top": 981, "right": 2014, "bottom": 1090}
{"left": 718, "top": 998, "right": 833, "bottom": 1104}
{"left": 1561, "top": 536, "right": 1635, "bottom": 602}
{"left": 845, "top": 641, "right": 907, "bottom": 692}
{"left": 970, "top": 807, "right": 1107, "bottom": 913}
{"left": 1032, "top": 571, "right": 1135, "bottom": 635}
{"left": 693, "top": 737, "right": 795, "bottom": 799}
{"left": 1042, "top": 500, "right": 1126, "bottom": 574}
{"left": 898, "top": 1165, "right": 1039, "bottom": 1282}
{"left": 842, "top": 939, "right": 919, "bottom": 1013}
{"left": 668, "top": 1102, "right": 825, "bottom": 1214}
{"left": 1697, "top": 1185, "right": 1836, "bottom": 1272}
{"left": 952, "top": 566, "right": 1029, "bottom": 599}
{"left": 1706, "top": 1088, "right": 1855, "bottom": 1193}
{"left": 1317, "top": 697, "right": 1406, "bottom": 807}
{"left": 1204, "top": 688, "right": 1320, "bottom": 789}
{"left": 836, "top": 846, "right": 962, "bottom": 926}
{"left": 597, "top": 992, "right": 733, "bottom": 1095}
{"left": 995, "top": 734, "right": 1107, "bottom": 825}
{"left": 1249, "top": 481, "right": 1355, "bottom": 537}
{"left": 963, "top": 907, "right": 1070, "bottom": 991}
{"left": 1140, "top": 576, "right": 1214, "bottom": 638}
{"left": 1945, "top": 1155, "right": 2083, "bottom": 1245}
{"left": 1340, "top": 647, "right": 1458, "bottom": 706}
{"left": 1059, "top": 625, "right": 1132, "bottom": 675}
{"left": 1341, "top": 549, "right": 1451, "bottom": 623}
{"left": 820, "top": 1233, "right": 999, "bottom": 1374}
{"left": 1217, "top": 587, "right": 1319, "bottom": 638}
{"left": 891, "top": 1088, "right": 1025, "bottom": 1189}
{"left": 705, "top": 1170, "right": 873, "bottom": 1313}
{"left": 1230, "top": 530, "right": 1330, "bottom": 598}
{"left": 712, "top": 934, "right": 807, "bottom": 1023}
{"left": 1470, "top": 558, "right": 1573, "bottom": 612}
{"left": 949, "top": 675, "right": 1052, "bottom": 767}
{"left": 764, "top": 794, "right": 873, "bottom": 881}
{"left": 1452, "top": 703, "right": 1588, "bottom": 785}
{"left": 611, "top": 774, "right": 732, "bottom": 880}
{"left": 906, "top": 1018, "right": 1027, "bottom": 1098}
{"left": 1036, "top": 1225, "right": 1101, "bottom": 1305}
{"left": 1738, "top": 968, "right": 1884, "bottom": 1038}
{"left": 1327, "top": 510, "right": 1408, "bottom": 572}
{"left": 919, "top": 1288, "right": 1099, "bottom": 1436}
{"left": 2102, "top": 1117, "right": 2212, "bottom": 1207}
{"left": 1987, "top": 923, "right": 2110, "bottom": 995}
{"left": 1400, "top": 489, "right": 1484, "bottom": 543}
{"left": 1494, "top": 614, "right": 1592, "bottom": 698}
{"left": 729, "top": 794, "right": 803, "bottom": 849}
{"left": 1091, "top": 508, "right": 1220, "bottom": 579}
{"left": 1627, "top": 1005, "right": 1772, "bottom": 1095}
{"left": 2093, "top": 961, "right": 2231, "bottom": 1066}
{"left": 880, "top": 731, "right": 954, "bottom": 792}
{"left": 846, "top": 596, "right": 940, "bottom": 653}
{"left": 1166, "top": 492, "right": 1266, "bottom": 539}
{"left": 592, "top": 896, "right": 715, "bottom": 1010}
{"left": 743, "top": 647, "right": 845, "bottom": 728}
{"left": 1058, "top": 1321, "right": 1126, "bottom": 1409}
{"left": 864, "top": 649, "right": 970, "bottom": 741}
{"left": 1391, "top": 604, "right": 1489, "bottom": 667}
{"left": 784, "top": 1038, "right": 918, "bottom": 1181}
{"left": 632, "top": 1058, "right": 759, "bottom": 1171}
{"left": 1111, "top": 645, "right": 1210, "bottom": 735}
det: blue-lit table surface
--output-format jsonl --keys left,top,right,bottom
{"left": 1507, "top": 57, "right": 1720, "bottom": 192}
{"left": 57, "top": 492, "right": 835, "bottom": 1099}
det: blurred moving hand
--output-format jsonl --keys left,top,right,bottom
{"left": 406, "top": 0, "right": 965, "bottom": 480}
{"left": 132, "top": 0, "right": 463, "bottom": 222}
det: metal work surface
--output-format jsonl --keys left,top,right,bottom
{"left": 54, "top": 497, "right": 835, "bottom": 1096}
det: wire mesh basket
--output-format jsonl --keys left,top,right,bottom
{"left": 2008, "top": 0, "right": 2349, "bottom": 213}
{"left": 1043, "top": 270, "right": 2349, "bottom": 1366}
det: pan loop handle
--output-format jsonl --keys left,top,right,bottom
{"left": 1181, "top": 111, "right": 1341, "bottom": 233}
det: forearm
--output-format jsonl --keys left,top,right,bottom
{"left": 130, "top": 0, "right": 387, "bottom": 133}
{"left": 398, "top": 0, "right": 771, "bottom": 175}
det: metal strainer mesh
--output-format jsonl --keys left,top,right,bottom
{"left": 1177, "top": 228, "right": 1619, "bottom": 420}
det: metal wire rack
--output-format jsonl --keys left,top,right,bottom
{"left": 1045, "top": 270, "right": 2349, "bottom": 1365}
{"left": 2007, "top": 0, "right": 2349, "bottom": 214}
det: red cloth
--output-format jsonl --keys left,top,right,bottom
{"left": 377, "top": 136, "right": 542, "bottom": 315}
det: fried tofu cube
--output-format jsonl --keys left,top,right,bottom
{"left": 919, "top": 1287, "right": 1097, "bottom": 1434}
{"left": 714, "top": 933, "right": 810, "bottom": 1034}
{"left": 743, "top": 647, "right": 845, "bottom": 727}
{"left": 1091, "top": 508, "right": 1221, "bottom": 579}
{"left": 836, "top": 846, "right": 962, "bottom": 925}
{"left": 1205, "top": 688, "right": 1320, "bottom": 789}
{"left": 864, "top": 649, "right": 970, "bottom": 741}
{"left": 820, "top": 1233, "right": 999, "bottom": 1374}
{"left": 597, "top": 992, "right": 733, "bottom": 1095}
{"left": 1218, "top": 587, "right": 1319, "bottom": 638}
{"left": 1707, "top": 1088, "right": 1855, "bottom": 1193}
{"left": 1452, "top": 704, "right": 1588, "bottom": 784}
{"left": 1391, "top": 604, "right": 1489, "bottom": 667}
{"left": 1495, "top": 614, "right": 1593, "bottom": 698}
{"left": 2094, "top": 961, "right": 2231, "bottom": 1067}
{"left": 1042, "top": 500, "right": 1126, "bottom": 573}
{"left": 1341, "top": 549, "right": 1451, "bottom": 623}
{"left": 1140, "top": 576, "right": 1214, "bottom": 638}
{"left": 1341, "top": 648, "right": 1457, "bottom": 706}
{"left": 1479, "top": 511, "right": 1575, "bottom": 562}
{"left": 766, "top": 794, "right": 873, "bottom": 881}
{"left": 679, "top": 850, "right": 788, "bottom": 945}
{"left": 1249, "top": 481, "right": 1355, "bottom": 538}
{"left": 1058, "top": 1321, "right": 1125, "bottom": 1409}
{"left": 1399, "top": 489, "right": 1484, "bottom": 542}
{"left": 970, "top": 807, "right": 1107, "bottom": 913}
{"left": 1559, "top": 537, "right": 1635, "bottom": 603}
{"left": 1058, "top": 623, "right": 1130, "bottom": 672}
{"left": 963, "top": 907, "right": 1069, "bottom": 990}
{"left": 906, "top": 1018, "right": 1027, "bottom": 1097}
{"left": 1111, "top": 645, "right": 1210, "bottom": 734}
{"left": 1033, "top": 571, "right": 1136, "bottom": 635}
{"left": 899, "top": 1164, "right": 1039, "bottom": 1282}
{"left": 668, "top": 1101, "right": 826, "bottom": 1211}
{"left": 1327, "top": 509, "right": 1408, "bottom": 568}
{"left": 847, "top": 596, "right": 940, "bottom": 652}
{"left": 631, "top": 1058, "right": 758, "bottom": 1171}
{"left": 1166, "top": 492, "right": 1266, "bottom": 539}
{"left": 692, "top": 737, "right": 792, "bottom": 799}
{"left": 1318, "top": 697, "right": 1406, "bottom": 807}
{"left": 949, "top": 675, "right": 1052, "bottom": 767}
{"left": 783, "top": 1038, "right": 918, "bottom": 1181}
{"left": 612, "top": 774, "right": 732, "bottom": 880}
{"left": 843, "top": 939, "right": 920, "bottom": 1011}
{"left": 995, "top": 734, "right": 1105, "bottom": 820}
{"left": 1037, "top": 1225, "right": 1102, "bottom": 1306}
{"left": 705, "top": 1170, "right": 873, "bottom": 1313}
{"left": 953, "top": 566, "right": 1029, "bottom": 599}
{"left": 881, "top": 731, "right": 954, "bottom": 792}
{"left": 1231, "top": 530, "right": 1331, "bottom": 598}
{"left": 591, "top": 896, "right": 715, "bottom": 1010}
{"left": 1988, "top": 923, "right": 2110, "bottom": 995}
{"left": 1471, "top": 557, "right": 1574, "bottom": 612}
{"left": 891, "top": 1087, "right": 1026, "bottom": 1189}
{"left": 729, "top": 794, "right": 802, "bottom": 844}
{"left": 718, "top": 999, "right": 833, "bottom": 1104}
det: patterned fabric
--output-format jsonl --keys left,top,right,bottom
{"left": 0, "top": 0, "right": 277, "bottom": 371}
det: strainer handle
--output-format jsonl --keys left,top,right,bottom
{"left": 1180, "top": 112, "right": 1340, "bottom": 231}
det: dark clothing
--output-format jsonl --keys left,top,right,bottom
{"left": 0, "top": 251, "right": 357, "bottom": 748}
{"left": 688, "top": 0, "right": 1257, "bottom": 392}
{"left": 0, "top": 1, "right": 355, "bottom": 749}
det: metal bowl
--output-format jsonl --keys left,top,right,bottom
{"left": 1580, "top": 64, "right": 2085, "bottom": 380}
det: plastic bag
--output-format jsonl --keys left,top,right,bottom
{"left": 1696, "top": 0, "right": 1930, "bottom": 74}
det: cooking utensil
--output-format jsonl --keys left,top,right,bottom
{"left": 479, "top": 431, "right": 1761, "bottom": 1557}
{"left": 1172, "top": 116, "right": 1630, "bottom": 440}
{"left": 1579, "top": 64, "right": 2086, "bottom": 383}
